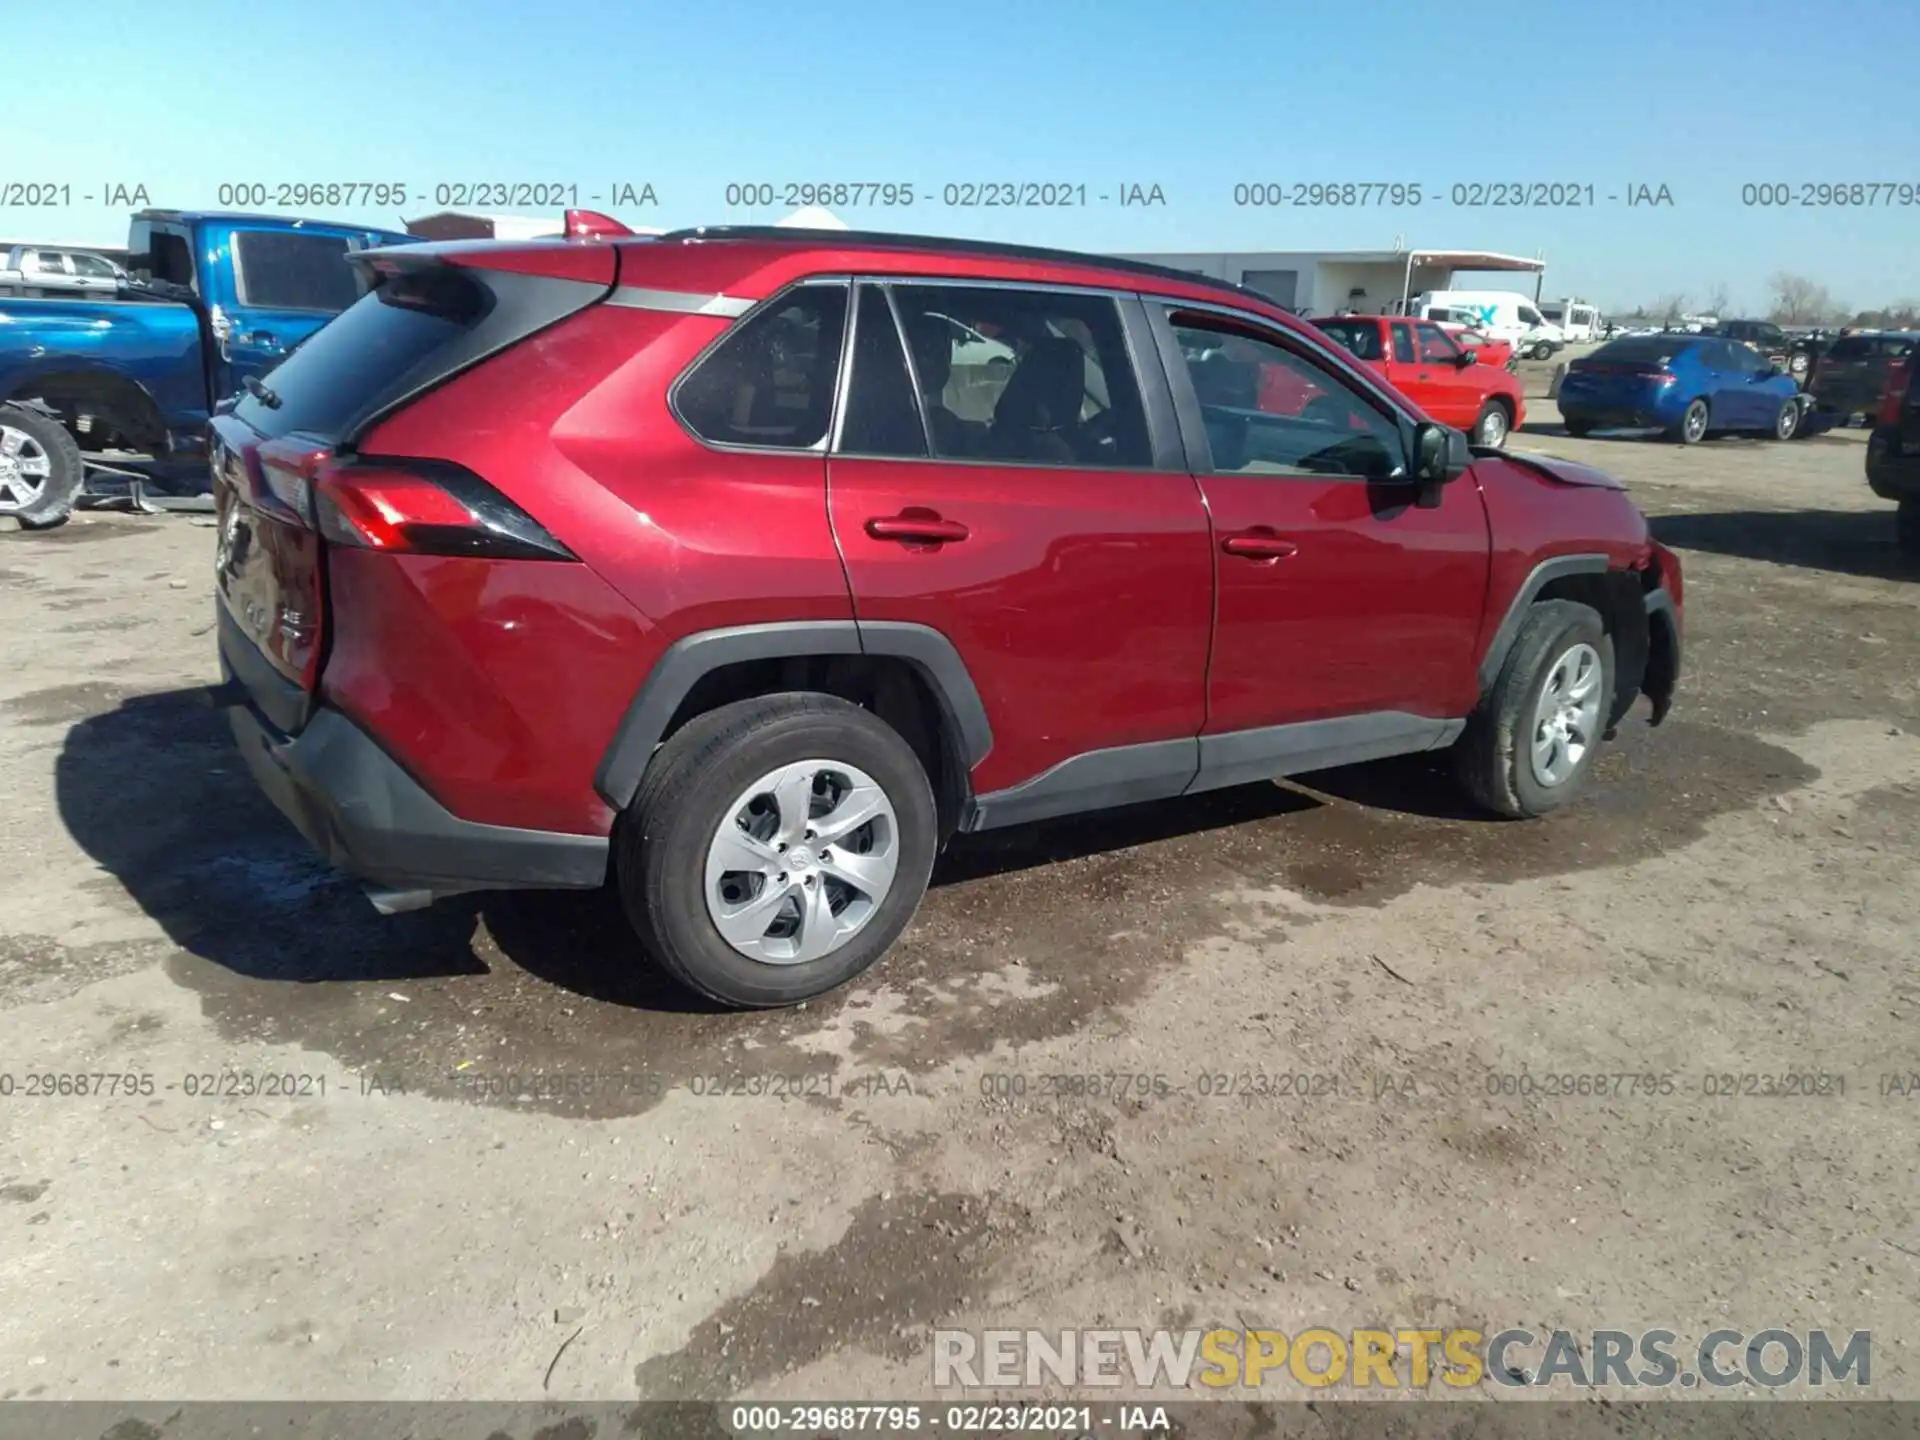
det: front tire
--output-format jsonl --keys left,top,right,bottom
{"left": 617, "top": 694, "right": 937, "bottom": 1008}
{"left": 1472, "top": 399, "right": 1512, "bottom": 448}
{"left": 1771, "top": 400, "right": 1798, "bottom": 441}
{"left": 0, "top": 403, "right": 83, "bottom": 530}
{"left": 1452, "top": 600, "right": 1614, "bottom": 818}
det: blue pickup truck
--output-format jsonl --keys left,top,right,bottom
{"left": 0, "top": 210, "right": 413, "bottom": 528}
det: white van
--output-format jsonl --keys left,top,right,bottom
{"left": 1538, "top": 300, "right": 1602, "bottom": 343}
{"left": 1403, "top": 290, "right": 1565, "bottom": 358}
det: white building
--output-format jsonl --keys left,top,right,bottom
{"left": 402, "top": 211, "right": 666, "bottom": 241}
{"left": 1111, "top": 246, "right": 1547, "bottom": 316}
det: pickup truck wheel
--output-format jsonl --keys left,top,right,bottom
{"left": 616, "top": 693, "right": 937, "bottom": 1009}
{"left": 1472, "top": 400, "right": 1512, "bottom": 448}
{"left": 0, "top": 404, "right": 83, "bottom": 530}
{"left": 1453, "top": 600, "right": 1615, "bottom": 818}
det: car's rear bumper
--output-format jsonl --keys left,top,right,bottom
{"left": 1558, "top": 402, "right": 1674, "bottom": 429}
{"left": 217, "top": 616, "right": 608, "bottom": 908}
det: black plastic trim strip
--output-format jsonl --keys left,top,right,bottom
{"left": 966, "top": 710, "right": 1464, "bottom": 832}
{"left": 592, "top": 620, "right": 993, "bottom": 811}
{"left": 1643, "top": 587, "right": 1681, "bottom": 726}
{"left": 1475, "top": 553, "right": 1612, "bottom": 690}
{"left": 228, "top": 705, "right": 608, "bottom": 896}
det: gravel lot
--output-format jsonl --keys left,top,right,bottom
{"left": 1, "top": 407, "right": 1916, "bottom": 1407}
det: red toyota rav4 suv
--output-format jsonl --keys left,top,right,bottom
{"left": 207, "top": 225, "right": 1682, "bottom": 1008}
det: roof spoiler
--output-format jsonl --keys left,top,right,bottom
{"left": 564, "top": 209, "right": 635, "bottom": 241}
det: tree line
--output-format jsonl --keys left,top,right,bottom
{"left": 1613, "top": 274, "right": 1919, "bottom": 329}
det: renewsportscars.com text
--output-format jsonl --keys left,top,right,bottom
{"left": 932, "top": 1327, "right": 1871, "bottom": 1390}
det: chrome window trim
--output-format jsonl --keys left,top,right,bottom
{"left": 607, "top": 286, "right": 756, "bottom": 317}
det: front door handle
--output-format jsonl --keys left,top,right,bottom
{"left": 866, "top": 514, "right": 970, "bottom": 544}
{"left": 1221, "top": 530, "right": 1298, "bottom": 560}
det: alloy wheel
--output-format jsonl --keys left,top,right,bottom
{"left": 0, "top": 424, "right": 52, "bottom": 513}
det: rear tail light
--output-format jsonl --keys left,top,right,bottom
{"left": 1652, "top": 371, "right": 1678, "bottom": 385}
{"left": 314, "top": 458, "right": 576, "bottom": 561}
{"left": 1876, "top": 358, "right": 1909, "bottom": 426}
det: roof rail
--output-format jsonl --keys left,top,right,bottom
{"left": 650, "top": 225, "right": 1277, "bottom": 306}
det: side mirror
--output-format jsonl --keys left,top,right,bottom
{"left": 1412, "top": 421, "right": 1470, "bottom": 506}
{"left": 1454, "top": 349, "right": 1478, "bottom": 367}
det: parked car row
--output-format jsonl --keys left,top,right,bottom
{"left": 0, "top": 244, "right": 127, "bottom": 298}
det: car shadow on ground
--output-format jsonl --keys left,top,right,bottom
{"left": 52, "top": 691, "right": 1493, "bottom": 1013}
{"left": 1652, "top": 508, "right": 1915, "bottom": 582}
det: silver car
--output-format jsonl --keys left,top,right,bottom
{"left": 0, "top": 245, "right": 126, "bottom": 297}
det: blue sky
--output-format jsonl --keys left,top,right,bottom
{"left": 11, "top": 0, "right": 1918, "bottom": 313}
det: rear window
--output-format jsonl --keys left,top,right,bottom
{"left": 233, "top": 231, "right": 361, "bottom": 312}
{"left": 1592, "top": 337, "right": 1688, "bottom": 364}
{"left": 233, "top": 266, "right": 492, "bottom": 440}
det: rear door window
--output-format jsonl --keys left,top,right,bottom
{"left": 883, "top": 284, "right": 1152, "bottom": 468}
{"left": 674, "top": 283, "right": 850, "bottom": 450}
{"left": 232, "top": 230, "right": 360, "bottom": 312}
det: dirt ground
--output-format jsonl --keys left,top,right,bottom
{"left": 1, "top": 404, "right": 1916, "bottom": 1410}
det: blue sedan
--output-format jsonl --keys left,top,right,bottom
{"left": 1559, "top": 334, "right": 1809, "bottom": 443}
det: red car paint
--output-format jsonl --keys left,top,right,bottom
{"left": 1311, "top": 314, "right": 1527, "bottom": 435}
{"left": 210, "top": 229, "right": 1675, "bottom": 861}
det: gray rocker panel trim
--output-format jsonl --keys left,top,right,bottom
{"left": 966, "top": 710, "right": 1462, "bottom": 832}
{"left": 594, "top": 620, "right": 993, "bottom": 810}
{"left": 1475, "top": 552, "right": 1612, "bottom": 690}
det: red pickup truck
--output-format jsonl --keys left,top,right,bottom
{"left": 1312, "top": 315, "right": 1526, "bottom": 448}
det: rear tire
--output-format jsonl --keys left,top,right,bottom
{"left": 1452, "top": 600, "right": 1614, "bottom": 819}
{"left": 1668, "top": 398, "right": 1710, "bottom": 444}
{"left": 1472, "top": 399, "right": 1512, "bottom": 448}
{"left": 1898, "top": 498, "right": 1920, "bottom": 560}
{"left": 0, "top": 403, "right": 83, "bottom": 530}
{"left": 616, "top": 693, "right": 937, "bottom": 1008}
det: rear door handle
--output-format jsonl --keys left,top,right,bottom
{"left": 1221, "top": 530, "right": 1298, "bottom": 560}
{"left": 866, "top": 514, "right": 969, "bottom": 544}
